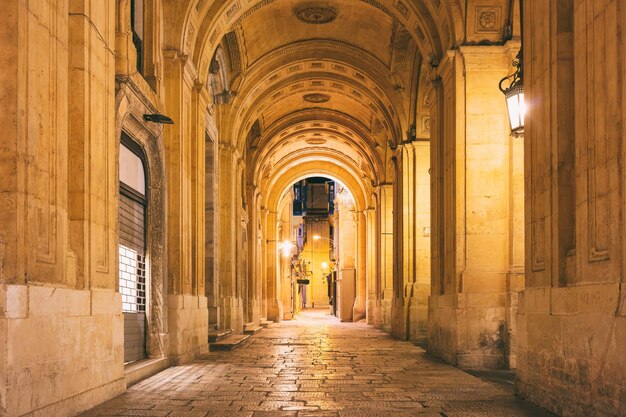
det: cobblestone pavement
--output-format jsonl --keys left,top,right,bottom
{"left": 81, "top": 310, "right": 555, "bottom": 417}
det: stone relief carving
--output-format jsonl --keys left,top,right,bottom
{"left": 295, "top": 6, "right": 338, "bottom": 24}
{"left": 305, "top": 138, "right": 327, "bottom": 145}
{"left": 421, "top": 116, "right": 431, "bottom": 134}
{"left": 224, "top": 30, "right": 243, "bottom": 72}
{"left": 226, "top": 1, "right": 242, "bottom": 20}
{"left": 303, "top": 93, "right": 331, "bottom": 103}
{"left": 185, "top": 24, "right": 195, "bottom": 50}
{"left": 413, "top": 22, "right": 426, "bottom": 42}
{"left": 392, "top": 25, "right": 412, "bottom": 72}
{"left": 476, "top": 7, "right": 501, "bottom": 33}
{"left": 394, "top": 1, "right": 409, "bottom": 18}
{"left": 209, "top": 27, "right": 220, "bottom": 45}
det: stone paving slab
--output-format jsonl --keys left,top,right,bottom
{"left": 79, "top": 310, "right": 557, "bottom": 417}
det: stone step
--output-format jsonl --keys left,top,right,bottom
{"left": 260, "top": 320, "right": 274, "bottom": 328}
{"left": 243, "top": 325, "right": 262, "bottom": 335}
{"left": 209, "top": 334, "right": 250, "bottom": 351}
{"left": 208, "top": 328, "right": 232, "bottom": 343}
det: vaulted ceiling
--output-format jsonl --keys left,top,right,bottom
{"left": 173, "top": 0, "right": 515, "bottom": 200}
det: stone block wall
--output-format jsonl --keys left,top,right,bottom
{"left": 427, "top": 45, "right": 520, "bottom": 370}
{"left": 168, "top": 294, "right": 209, "bottom": 364}
{"left": 519, "top": 0, "right": 626, "bottom": 415}
{"left": 0, "top": 1, "right": 126, "bottom": 415}
{"left": 0, "top": 287, "right": 125, "bottom": 417}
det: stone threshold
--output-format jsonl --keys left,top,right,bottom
{"left": 124, "top": 357, "right": 171, "bottom": 387}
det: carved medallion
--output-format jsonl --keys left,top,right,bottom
{"left": 479, "top": 12, "right": 496, "bottom": 30}
{"left": 475, "top": 7, "right": 501, "bottom": 33}
{"left": 421, "top": 116, "right": 431, "bottom": 134}
{"left": 296, "top": 7, "right": 338, "bottom": 24}
{"left": 305, "top": 138, "right": 327, "bottom": 145}
{"left": 303, "top": 93, "right": 330, "bottom": 103}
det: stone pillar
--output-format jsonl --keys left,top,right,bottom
{"left": 204, "top": 107, "right": 220, "bottom": 328}
{"left": 365, "top": 205, "right": 380, "bottom": 326}
{"left": 264, "top": 210, "right": 284, "bottom": 322}
{"left": 336, "top": 190, "right": 357, "bottom": 322}
{"left": 353, "top": 210, "right": 367, "bottom": 321}
{"left": 379, "top": 184, "right": 394, "bottom": 332}
{"left": 217, "top": 144, "right": 244, "bottom": 332}
{"left": 412, "top": 141, "right": 431, "bottom": 345}
{"left": 428, "top": 46, "right": 514, "bottom": 369}
{"left": 246, "top": 188, "right": 262, "bottom": 324}
{"left": 162, "top": 50, "right": 209, "bottom": 362}
{"left": 259, "top": 207, "right": 269, "bottom": 319}
{"left": 391, "top": 146, "right": 409, "bottom": 340}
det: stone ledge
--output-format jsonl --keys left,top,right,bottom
{"left": 124, "top": 357, "right": 170, "bottom": 387}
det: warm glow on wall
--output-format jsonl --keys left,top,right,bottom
{"left": 278, "top": 240, "right": 294, "bottom": 257}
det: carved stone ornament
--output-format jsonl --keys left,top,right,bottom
{"left": 479, "top": 11, "right": 497, "bottom": 30}
{"left": 295, "top": 6, "right": 338, "bottom": 24}
{"left": 475, "top": 7, "right": 501, "bottom": 33}
{"left": 303, "top": 93, "right": 331, "bottom": 103}
{"left": 305, "top": 138, "right": 327, "bottom": 145}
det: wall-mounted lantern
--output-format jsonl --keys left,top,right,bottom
{"left": 499, "top": 51, "right": 525, "bottom": 137}
{"left": 500, "top": 0, "right": 525, "bottom": 137}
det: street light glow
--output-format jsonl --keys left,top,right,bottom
{"left": 278, "top": 240, "right": 294, "bottom": 257}
{"left": 313, "top": 235, "right": 321, "bottom": 240}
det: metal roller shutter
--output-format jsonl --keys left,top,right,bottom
{"left": 119, "top": 192, "right": 147, "bottom": 363}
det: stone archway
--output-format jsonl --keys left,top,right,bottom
{"left": 115, "top": 87, "right": 169, "bottom": 361}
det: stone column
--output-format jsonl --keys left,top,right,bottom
{"left": 264, "top": 210, "right": 284, "bottom": 322}
{"left": 352, "top": 210, "right": 367, "bottom": 321}
{"left": 204, "top": 106, "right": 220, "bottom": 328}
{"left": 246, "top": 188, "right": 262, "bottom": 324}
{"left": 379, "top": 184, "right": 394, "bottom": 332}
{"left": 163, "top": 50, "right": 209, "bottom": 362}
{"left": 336, "top": 190, "right": 356, "bottom": 322}
{"left": 365, "top": 205, "right": 380, "bottom": 326}
{"left": 259, "top": 207, "right": 269, "bottom": 319}
{"left": 411, "top": 141, "right": 431, "bottom": 345}
{"left": 217, "top": 143, "right": 243, "bottom": 332}
{"left": 428, "top": 46, "right": 514, "bottom": 369}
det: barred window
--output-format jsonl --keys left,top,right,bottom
{"left": 118, "top": 138, "right": 147, "bottom": 313}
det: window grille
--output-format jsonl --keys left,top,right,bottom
{"left": 119, "top": 184, "right": 146, "bottom": 312}
{"left": 119, "top": 245, "right": 146, "bottom": 312}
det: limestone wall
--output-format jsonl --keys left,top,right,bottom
{"left": 0, "top": 1, "right": 126, "bottom": 415}
{"left": 428, "top": 45, "right": 521, "bottom": 369}
{"left": 518, "top": 1, "right": 626, "bottom": 415}
{"left": 168, "top": 294, "right": 209, "bottom": 364}
{"left": 0, "top": 287, "right": 125, "bottom": 417}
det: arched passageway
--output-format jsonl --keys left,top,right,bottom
{"left": 3, "top": 1, "right": 626, "bottom": 417}
{"left": 80, "top": 311, "right": 555, "bottom": 417}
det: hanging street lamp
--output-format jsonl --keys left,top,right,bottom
{"left": 500, "top": 0, "right": 525, "bottom": 137}
{"left": 499, "top": 50, "right": 525, "bottom": 137}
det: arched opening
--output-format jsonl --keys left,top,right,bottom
{"left": 118, "top": 133, "right": 148, "bottom": 363}
{"left": 273, "top": 176, "right": 355, "bottom": 321}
